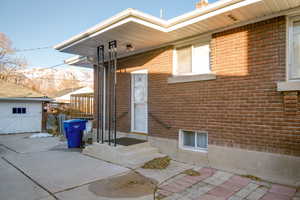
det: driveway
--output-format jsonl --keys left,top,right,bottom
{"left": 0, "top": 133, "right": 130, "bottom": 200}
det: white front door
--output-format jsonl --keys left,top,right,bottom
{"left": 131, "top": 70, "right": 148, "bottom": 133}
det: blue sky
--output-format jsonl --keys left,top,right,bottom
{"left": 1, "top": 0, "right": 217, "bottom": 69}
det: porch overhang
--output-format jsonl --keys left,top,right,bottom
{"left": 64, "top": 56, "right": 91, "bottom": 68}
{"left": 55, "top": 0, "right": 300, "bottom": 68}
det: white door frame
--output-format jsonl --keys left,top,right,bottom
{"left": 131, "top": 69, "right": 148, "bottom": 133}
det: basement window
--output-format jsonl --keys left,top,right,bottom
{"left": 179, "top": 130, "right": 208, "bottom": 152}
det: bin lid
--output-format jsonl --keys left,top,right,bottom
{"left": 64, "top": 119, "right": 87, "bottom": 124}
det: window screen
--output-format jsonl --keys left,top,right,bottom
{"left": 176, "top": 46, "right": 192, "bottom": 75}
{"left": 183, "top": 131, "right": 195, "bottom": 147}
{"left": 291, "top": 20, "right": 300, "bottom": 79}
{"left": 197, "top": 132, "right": 208, "bottom": 149}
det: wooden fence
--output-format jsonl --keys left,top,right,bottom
{"left": 70, "top": 93, "right": 94, "bottom": 119}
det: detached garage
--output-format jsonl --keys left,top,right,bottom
{"left": 0, "top": 81, "right": 52, "bottom": 134}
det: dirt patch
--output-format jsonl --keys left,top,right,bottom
{"left": 88, "top": 171, "right": 157, "bottom": 198}
{"left": 155, "top": 194, "right": 166, "bottom": 200}
{"left": 142, "top": 156, "right": 171, "bottom": 169}
{"left": 182, "top": 169, "right": 201, "bottom": 176}
{"left": 241, "top": 174, "right": 262, "bottom": 182}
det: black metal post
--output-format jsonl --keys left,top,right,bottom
{"left": 99, "top": 45, "right": 105, "bottom": 144}
{"left": 96, "top": 47, "right": 100, "bottom": 143}
{"left": 109, "top": 40, "right": 117, "bottom": 147}
{"left": 107, "top": 47, "right": 112, "bottom": 146}
{"left": 113, "top": 43, "right": 117, "bottom": 147}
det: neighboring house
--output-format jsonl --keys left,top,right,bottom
{"left": 54, "top": 86, "right": 93, "bottom": 103}
{"left": 0, "top": 80, "right": 52, "bottom": 134}
{"left": 55, "top": 0, "right": 300, "bottom": 186}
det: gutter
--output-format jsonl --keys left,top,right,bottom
{"left": 0, "top": 97, "right": 53, "bottom": 102}
{"left": 64, "top": 55, "right": 86, "bottom": 65}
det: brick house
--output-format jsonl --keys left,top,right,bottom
{"left": 55, "top": 0, "right": 300, "bottom": 186}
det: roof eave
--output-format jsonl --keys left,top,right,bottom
{"left": 54, "top": 0, "right": 248, "bottom": 51}
{"left": 54, "top": 8, "right": 167, "bottom": 51}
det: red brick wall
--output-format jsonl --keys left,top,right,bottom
{"left": 97, "top": 16, "right": 300, "bottom": 156}
{"left": 208, "top": 16, "right": 297, "bottom": 155}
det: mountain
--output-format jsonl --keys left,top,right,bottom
{"left": 12, "top": 67, "right": 93, "bottom": 97}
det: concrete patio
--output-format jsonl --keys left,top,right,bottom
{"left": 0, "top": 134, "right": 133, "bottom": 200}
{"left": 0, "top": 133, "right": 299, "bottom": 200}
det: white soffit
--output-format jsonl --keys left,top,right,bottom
{"left": 64, "top": 56, "right": 92, "bottom": 68}
{"left": 56, "top": 0, "right": 300, "bottom": 63}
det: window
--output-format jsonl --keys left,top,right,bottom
{"left": 180, "top": 130, "right": 208, "bottom": 151}
{"left": 174, "top": 43, "right": 210, "bottom": 76}
{"left": 289, "top": 16, "right": 300, "bottom": 80}
{"left": 12, "top": 107, "right": 26, "bottom": 114}
{"left": 176, "top": 46, "right": 192, "bottom": 74}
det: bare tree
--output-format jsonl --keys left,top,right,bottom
{"left": 0, "top": 32, "right": 27, "bottom": 80}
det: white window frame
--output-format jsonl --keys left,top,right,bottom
{"left": 287, "top": 15, "right": 300, "bottom": 81}
{"left": 179, "top": 130, "right": 208, "bottom": 152}
{"left": 173, "top": 42, "right": 211, "bottom": 76}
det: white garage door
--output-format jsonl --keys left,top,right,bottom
{"left": 0, "top": 101, "right": 42, "bottom": 134}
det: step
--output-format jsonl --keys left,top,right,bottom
{"left": 121, "top": 142, "right": 152, "bottom": 152}
{"left": 84, "top": 143, "right": 158, "bottom": 157}
{"left": 122, "top": 146, "right": 159, "bottom": 157}
{"left": 82, "top": 142, "right": 165, "bottom": 169}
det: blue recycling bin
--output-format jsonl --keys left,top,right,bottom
{"left": 63, "top": 119, "right": 87, "bottom": 148}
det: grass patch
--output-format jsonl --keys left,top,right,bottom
{"left": 155, "top": 195, "right": 166, "bottom": 200}
{"left": 182, "top": 169, "right": 201, "bottom": 176}
{"left": 241, "top": 174, "right": 262, "bottom": 182}
{"left": 87, "top": 138, "right": 93, "bottom": 144}
{"left": 142, "top": 156, "right": 171, "bottom": 169}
